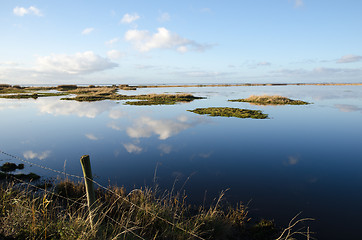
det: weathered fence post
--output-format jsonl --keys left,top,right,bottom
{"left": 80, "top": 155, "right": 97, "bottom": 228}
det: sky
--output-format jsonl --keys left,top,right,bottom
{"left": 1, "top": 0, "right": 362, "bottom": 85}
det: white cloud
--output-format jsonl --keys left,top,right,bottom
{"left": 123, "top": 143, "right": 143, "bottom": 153}
{"left": 257, "top": 61, "right": 271, "bottom": 66}
{"left": 81, "top": 28, "right": 94, "bottom": 35}
{"left": 13, "top": 6, "right": 43, "bottom": 16}
{"left": 105, "top": 38, "right": 120, "bottom": 46}
{"left": 158, "top": 12, "right": 171, "bottom": 22}
{"left": 126, "top": 116, "right": 200, "bottom": 140}
{"left": 36, "top": 51, "right": 118, "bottom": 75}
{"left": 23, "top": 150, "right": 51, "bottom": 160}
{"left": 201, "top": 8, "right": 212, "bottom": 13}
{"left": 0, "top": 61, "right": 19, "bottom": 66}
{"left": 295, "top": 0, "right": 303, "bottom": 7}
{"left": 175, "top": 70, "right": 232, "bottom": 78}
{"left": 337, "top": 55, "right": 362, "bottom": 63}
{"left": 107, "top": 50, "right": 123, "bottom": 60}
{"left": 125, "top": 27, "right": 211, "bottom": 52}
{"left": 85, "top": 134, "right": 98, "bottom": 141}
{"left": 121, "top": 13, "right": 140, "bottom": 24}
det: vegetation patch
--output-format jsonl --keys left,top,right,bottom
{"left": 60, "top": 86, "right": 204, "bottom": 105}
{"left": 0, "top": 179, "right": 309, "bottom": 240}
{"left": 188, "top": 107, "right": 268, "bottom": 119}
{"left": 0, "top": 162, "right": 24, "bottom": 172}
{"left": 124, "top": 93, "right": 203, "bottom": 105}
{"left": 0, "top": 162, "right": 40, "bottom": 181}
{"left": 57, "top": 85, "right": 78, "bottom": 91}
{"left": 229, "top": 95, "right": 310, "bottom": 105}
{"left": 0, "top": 172, "right": 40, "bottom": 181}
{"left": 0, "top": 92, "right": 67, "bottom": 99}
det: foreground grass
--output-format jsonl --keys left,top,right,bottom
{"left": 188, "top": 107, "right": 268, "bottom": 119}
{"left": 0, "top": 159, "right": 313, "bottom": 240}
{"left": 229, "top": 95, "right": 310, "bottom": 105}
{"left": 0, "top": 179, "right": 284, "bottom": 240}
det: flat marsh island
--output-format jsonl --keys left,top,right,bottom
{"left": 188, "top": 107, "right": 268, "bottom": 119}
{"left": 230, "top": 95, "right": 310, "bottom": 105}
{"left": 0, "top": 84, "right": 203, "bottom": 105}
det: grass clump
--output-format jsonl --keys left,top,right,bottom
{"left": 125, "top": 93, "right": 203, "bottom": 105}
{"left": 0, "top": 162, "right": 24, "bottom": 172}
{"left": 57, "top": 85, "right": 78, "bottom": 91}
{"left": 0, "top": 162, "right": 40, "bottom": 181}
{"left": 230, "top": 95, "right": 310, "bottom": 105}
{"left": 188, "top": 107, "right": 268, "bottom": 119}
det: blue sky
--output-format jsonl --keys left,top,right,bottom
{"left": 1, "top": 0, "right": 362, "bottom": 85}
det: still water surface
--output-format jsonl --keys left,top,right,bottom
{"left": 1, "top": 85, "right": 362, "bottom": 239}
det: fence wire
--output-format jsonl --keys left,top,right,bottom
{"left": 0, "top": 149, "right": 206, "bottom": 240}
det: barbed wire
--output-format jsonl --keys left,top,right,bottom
{"left": 0, "top": 149, "right": 83, "bottom": 180}
{"left": 5, "top": 174, "right": 145, "bottom": 240}
{"left": 6, "top": 173, "right": 87, "bottom": 207}
{"left": 0, "top": 149, "right": 206, "bottom": 240}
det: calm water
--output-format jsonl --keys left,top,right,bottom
{"left": 1, "top": 85, "right": 362, "bottom": 239}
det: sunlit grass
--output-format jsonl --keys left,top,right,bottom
{"left": 188, "top": 107, "right": 269, "bottom": 119}
{"left": 229, "top": 95, "right": 310, "bottom": 105}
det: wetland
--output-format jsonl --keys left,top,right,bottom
{"left": 1, "top": 83, "right": 362, "bottom": 239}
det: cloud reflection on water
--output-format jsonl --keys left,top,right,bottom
{"left": 123, "top": 143, "right": 143, "bottom": 154}
{"left": 126, "top": 115, "right": 202, "bottom": 140}
{"left": 23, "top": 150, "right": 51, "bottom": 160}
{"left": 335, "top": 104, "right": 362, "bottom": 113}
{"left": 38, "top": 98, "right": 119, "bottom": 118}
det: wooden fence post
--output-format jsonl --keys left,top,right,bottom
{"left": 80, "top": 155, "right": 97, "bottom": 228}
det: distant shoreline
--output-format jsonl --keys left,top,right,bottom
{"left": 2, "top": 82, "right": 362, "bottom": 89}
{"left": 135, "top": 82, "right": 362, "bottom": 88}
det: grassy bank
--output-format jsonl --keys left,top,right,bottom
{"left": 0, "top": 158, "right": 313, "bottom": 239}
{"left": 0, "top": 178, "right": 284, "bottom": 240}
{"left": 229, "top": 95, "right": 310, "bottom": 105}
{"left": 188, "top": 107, "right": 269, "bottom": 119}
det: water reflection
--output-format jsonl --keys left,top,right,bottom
{"left": 23, "top": 150, "right": 51, "bottom": 160}
{"left": 1, "top": 85, "right": 362, "bottom": 239}
{"left": 335, "top": 104, "right": 362, "bottom": 113}
{"left": 85, "top": 134, "right": 99, "bottom": 141}
{"left": 126, "top": 115, "right": 203, "bottom": 140}
{"left": 158, "top": 144, "right": 172, "bottom": 155}
{"left": 38, "top": 98, "right": 120, "bottom": 118}
{"left": 123, "top": 143, "right": 143, "bottom": 154}
{"left": 0, "top": 99, "right": 26, "bottom": 110}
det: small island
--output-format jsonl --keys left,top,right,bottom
{"left": 0, "top": 84, "right": 204, "bottom": 105}
{"left": 229, "top": 95, "right": 310, "bottom": 105}
{"left": 188, "top": 107, "right": 268, "bottom": 119}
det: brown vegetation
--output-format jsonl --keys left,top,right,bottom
{"left": 230, "top": 95, "right": 310, "bottom": 105}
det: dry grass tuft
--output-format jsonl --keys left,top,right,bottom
{"left": 230, "top": 95, "right": 310, "bottom": 105}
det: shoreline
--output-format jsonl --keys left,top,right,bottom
{"left": 1, "top": 82, "right": 362, "bottom": 89}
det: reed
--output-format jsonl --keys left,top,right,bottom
{"left": 0, "top": 177, "right": 314, "bottom": 239}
